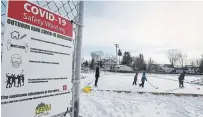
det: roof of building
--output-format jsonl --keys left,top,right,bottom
{"left": 185, "top": 65, "right": 199, "bottom": 68}
{"left": 163, "top": 64, "right": 174, "bottom": 68}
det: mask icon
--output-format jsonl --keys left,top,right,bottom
{"left": 10, "top": 54, "right": 22, "bottom": 68}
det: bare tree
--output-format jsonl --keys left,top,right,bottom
{"left": 90, "top": 51, "right": 104, "bottom": 62}
{"left": 148, "top": 57, "right": 155, "bottom": 72}
{"left": 177, "top": 52, "right": 187, "bottom": 68}
{"left": 190, "top": 59, "right": 200, "bottom": 67}
{"left": 190, "top": 59, "right": 195, "bottom": 66}
{"left": 196, "top": 59, "right": 200, "bottom": 67}
{"left": 91, "top": 52, "right": 97, "bottom": 60}
{"left": 167, "top": 50, "right": 180, "bottom": 67}
{"left": 96, "top": 51, "right": 104, "bottom": 60}
{"left": 132, "top": 54, "right": 146, "bottom": 71}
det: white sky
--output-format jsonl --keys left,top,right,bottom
{"left": 82, "top": 1, "right": 203, "bottom": 64}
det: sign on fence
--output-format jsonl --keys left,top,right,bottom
{"left": 1, "top": 1, "right": 73, "bottom": 117}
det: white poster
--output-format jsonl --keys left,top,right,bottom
{"left": 1, "top": 1, "right": 73, "bottom": 117}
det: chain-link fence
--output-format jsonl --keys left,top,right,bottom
{"left": 1, "top": 1, "right": 84, "bottom": 117}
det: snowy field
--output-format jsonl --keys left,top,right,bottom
{"left": 80, "top": 91, "right": 203, "bottom": 117}
{"left": 78, "top": 72, "right": 203, "bottom": 117}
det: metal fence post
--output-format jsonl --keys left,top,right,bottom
{"left": 73, "top": 1, "right": 84, "bottom": 117}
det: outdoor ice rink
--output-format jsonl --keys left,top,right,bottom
{"left": 79, "top": 72, "right": 203, "bottom": 117}
{"left": 81, "top": 72, "right": 203, "bottom": 94}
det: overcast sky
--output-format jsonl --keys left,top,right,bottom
{"left": 82, "top": 1, "right": 203, "bottom": 64}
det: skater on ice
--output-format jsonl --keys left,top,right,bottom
{"left": 139, "top": 71, "right": 147, "bottom": 88}
{"left": 95, "top": 65, "right": 100, "bottom": 87}
{"left": 178, "top": 71, "right": 186, "bottom": 88}
{"left": 133, "top": 71, "right": 138, "bottom": 85}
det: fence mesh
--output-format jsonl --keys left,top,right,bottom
{"left": 1, "top": 0, "right": 81, "bottom": 116}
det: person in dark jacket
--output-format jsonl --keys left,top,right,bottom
{"left": 178, "top": 71, "right": 186, "bottom": 88}
{"left": 139, "top": 71, "right": 147, "bottom": 88}
{"left": 95, "top": 66, "right": 100, "bottom": 87}
{"left": 133, "top": 72, "right": 138, "bottom": 85}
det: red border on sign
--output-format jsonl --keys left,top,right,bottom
{"left": 7, "top": 0, "right": 73, "bottom": 38}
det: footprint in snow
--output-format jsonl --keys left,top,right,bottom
{"left": 157, "top": 112, "right": 160, "bottom": 114}
{"left": 155, "top": 107, "right": 157, "bottom": 109}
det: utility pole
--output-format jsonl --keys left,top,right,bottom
{"left": 115, "top": 44, "right": 119, "bottom": 73}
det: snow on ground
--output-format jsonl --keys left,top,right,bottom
{"left": 80, "top": 91, "right": 203, "bottom": 117}
{"left": 79, "top": 72, "right": 203, "bottom": 117}
{"left": 81, "top": 72, "right": 203, "bottom": 94}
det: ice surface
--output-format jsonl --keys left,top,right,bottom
{"left": 81, "top": 72, "right": 203, "bottom": 94}
{"left": 78, "top": 72, "right": 203, "bottom": 117}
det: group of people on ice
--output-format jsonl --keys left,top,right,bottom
{"left": 132, "top": 70, "right": 186, "bottom": 88}
{"left": 94, "top": 65, "right": 186, "bottom": 88}
{"left": 132, "top": 71, "right": 147, "bottom": 88}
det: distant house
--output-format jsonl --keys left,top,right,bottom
{"left": 175, "top": 68, "right": 184, "bottom": 74}
{"left": 86, "top": 57, "right": 116, "bottom": 70}
{"left": 96, "top": 58, "right": 117, "bottom": 71}
{"left": 149, "top": 64, "right": 164, "bottom": 73}
{"left": 185, "top": 65, "right": 199, "bottom": 74}
{"left": 110, "top": 65, "right": 134, "bottom": 73}
{"left": 161, "top": 64, "right": 175, "bottom": 73}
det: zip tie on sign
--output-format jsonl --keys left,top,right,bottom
{"left": 73, "top": 79, "right": 80, "bottom": 84}
{"left": 70, "top": 20, "right": 84, "bottom": 27}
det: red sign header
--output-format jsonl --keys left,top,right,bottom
{"left": 7, "top": 1, "right": 73, "bottom": 38}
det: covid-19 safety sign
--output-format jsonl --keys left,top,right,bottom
{"left": 1, "top": 1, "right": 73, "bottom": 117}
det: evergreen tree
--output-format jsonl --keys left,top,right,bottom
{"left": 199, "top": 60, "right": 203, "bottom": 73}
{"left": 99, "top": 60, "right": 103, "bottom": 68}
{"left": 121, "top": 52, "right": 127, "bottom": 65}
{"left": 126, "top": 52, "right": 132, "bottom": 66}
{"left": 118, "top": 49, "right": 122, "bottom": 64}
{"left": 90, "top": 59, "right": 95, "bottom": 69}
{"left": 84, "top": 60, "right": 89, "bottom": 67}
{"left": 121, "top": 51, "right": 132, "bottom": 66}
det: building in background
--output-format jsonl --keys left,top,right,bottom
{"left": 110, "top": 65, "right": 135, "bottom": 73}
{"left": 185, "top": 65, "right": 199, "bottom": 74}
{"left": 160, "top": 64, "right": 175, "bottom": 73}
